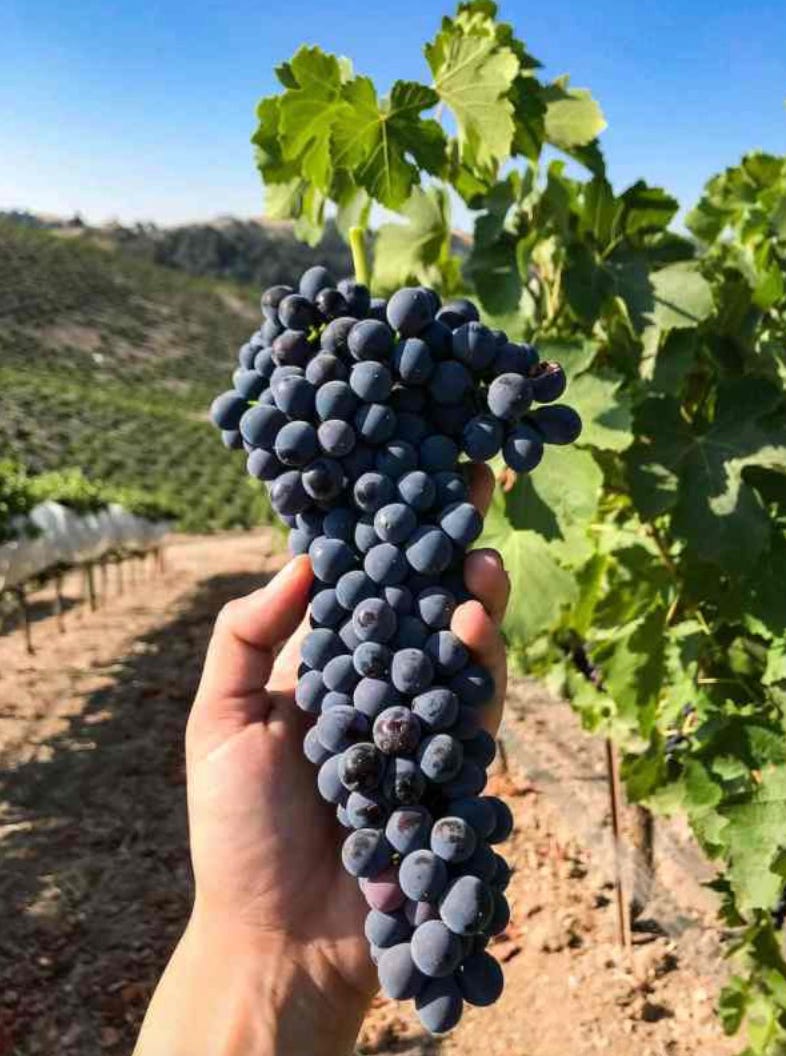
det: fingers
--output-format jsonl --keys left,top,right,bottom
{"left": 465, "top": 463, "right": 495, "bottom": 517}
{"left": 451, "top": 600, "right": 507, "bottom": 736}
{"left": 463, "top": 549, "right": 509, "bottom": 626}
{"left": 453, "top": 545, "right": 510, "bottom": 736}
{"left": 189, "top": 557, "right": 313, "bottom": 742}
{"left": 267, "top": 611, "right": 311, "bottom": 695}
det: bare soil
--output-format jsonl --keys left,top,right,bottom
{"left": 0, "top": 533, "right": 740, "bottom": 1055}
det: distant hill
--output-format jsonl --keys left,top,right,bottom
{"left": 0, "top": 210, "right": 353, "bottom": 289}
{"left": 0, "top": 218, "right": 337, "bottom": 532}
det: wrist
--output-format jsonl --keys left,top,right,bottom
{"left": 135, "top": 906, "right": 368, "bottom": 1056}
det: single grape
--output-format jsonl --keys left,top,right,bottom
{"left": 430, "top": 816, "right": 477, "bottom": 863}
{"left": 350, "top": 361, "right": 393, "bottom": 403}
{"left": 412, "top": 687, "right": 459, "bottom": 731}
{"left": 238, "top": 403, "right": 286, "bottom": 447}
{"left": 386, "top": 806, "right": 432, "bottom": 856}
{"left": 456, "top": 951, "right": 504, "bottom": 1007}
{"left": 353, "top": 641, "right": 393, "bottom": 679}
{"left": 247, "top": 448, "right": 282, "bottom": 481}
{"left": 338, "top": 278, "right": 371, "bottom": 318}
{"left": 338, "top": 743, "right": 386, "bottom": 794}
{"left": 322, "top": 506, "right": 356, "bottom": 542}
{"left": 487, "top": 797, "right": 514, "bottom": 843}
{"left": 278, "top": 293, "right": 319, "bottom": 331}
{"left": 439, "top": 875, "right": 494, "bottom": 936}
{"left": 355, "top": 402, "right": 397, "bottom": 445}
{"left": 452, "top": 321, "right": 496, "bottom": 372}
{"left": 365, "top": 910, "right": 412, "bottom": 950}
{"left": 378, "top": 943, "right": 425, "bottom": 1000}
{"left": 360, "top": 867, "right": 406, "bottom": 912}
{"left": 341, "top": 828, "right": 392, "bottom": 878}
{"left": 528, "top": 404, "right": 583, "bottom": 445}
{"left": 373, "top": 705, "right": 422, "bottom": 755}
{"left": 315, "top": 380, "right": 358, "bottom": 421}
{"left": 353, "top": 597, "right": 397, "bottom": 643}
{"left": 317, "top": 756, "right": 344, "bottom": 803}
{"left": 374, "top": 502, "right": 417, "bottom": 545}
{"left": 318, "top": 419, "right": 356, "bottom": 458}
{"left": 348, "top": 319, "right": 393, "bottom": 362}
{"left": 315, "top": 286, "right": 349, "bottom": 320}
{"left": 316, "top": 705, "right": 369, "bottom": 753}
{"left": 305, "top": 352, "right": 347, "bottom": 386}
{"left": 295, "top": 669, "right": 327, "bottom": 714}
{"left": 503, "top": 422, "right": 544, "bottom": 473}
{"left": 405, "top": 526, "right": 453, "bottom": 576}
{"left": 364, "top": 543, "right": 408, "bottom": 585}
{"left": 275, "top": 421, "right": 319, "bottom": 467}
{"left": 529, "top": 361, "right": 567, "bottom": 403}
{"left": 303, "top": 724, "right": 331, "bottom": 766}
{"left": 441, "top": 760, "right": 487, "bottom": 799}
{"left": 391, "top": 648, "right": 434, "bottom": 695}
{"left": 323, "top": 653, "right": 360, "bottom": 694}
{"left": 309, "top": 537, "right": 356, "bottom": 584}
{"left": 410, "top": 920, "right": 463, "bottom": 978}
{"left": 416, "top": 587, "right": 457, "bottom": 630}
{"left": 383, "top": 757, "right": 426, "bottom": 805}
{"left": 301, "top": 627, "right": 344, "bottom": 670}
{"left": 425, "top": 630, "right": 469, "bottom": 676}
{"left": 260, "top": 283, "right": 293, "bottom": 321}
{"left": 392, "top": 337, "right": 435, "bottom": 384}
{"left": 271, "top": 372, "right": 315, "bottom": 418}
{"left": 397, "top": 470, "right": 436, "bottom": 512}
{"left": 269, "top": 470, "right": 310, "bottom": 516}
{"left": 299, "top": 265, "right": 334, "bottom": 301}
{"left": 399, "top": 850, "right": 449, "bottom": 902}
{"left": 354, "top": 677, "right": 402, "bottom": 719}
{"left": 417, "top": 734, "right": 463, "bottom": 784}
{"left": 335, "top": 569, "right": 376, "bottom": 609}
{"left": 487, "top": 373, "right": 533, "bottom": 421}
{"left": 347, "top": 791, "right": 388, "bottom": 829}
{"left": 387, "top": 287, "right": 434, "bottom": 337}
{"left": 353, "top": 471, "right": 396, "bottom": 513}
{"left": 272, "top": 329, "right": 312, "bottom": 368}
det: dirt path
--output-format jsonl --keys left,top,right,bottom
{"left": 0, "top": 532, "right": 738, "bottom": 1055}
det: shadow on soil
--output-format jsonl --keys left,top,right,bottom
{"left": 0, "top": 568, "right": 266, "bottom": 1055}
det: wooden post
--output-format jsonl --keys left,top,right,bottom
{"left": 100, "top": 558, "right": 109, "bottom": 601}
{"left": 631, "top": 805, "right": 655, "bottom": 920}
{"left": 17, "top": 587, "right": 33, "bottom": 655}
{"left": 605, "top": 738, "right": 632, "bottom": 957}
{"left": 54, "top": 573, "right": 65, "bottom": 633}
{"left": 86, "top": 564, "right": 97, "bottom": 612}
{"left": 116, "top": 558, "right": 124, "bottom": 595}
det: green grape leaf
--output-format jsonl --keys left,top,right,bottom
{"left": 617, "top": 181, "right": 679, "bottom": 238}
{"left": 744, "top": 535, "right": 786, "bottom": 641}
{"left": 252, "top": 96, "right": 300, "bottom": 183}
{"left": 569, "top": 371, "right": 634, "bottom": 451}
{"left": 465, "top": 178, "right": 522, "bottom": 313}
{"left": 720, "top": 765, "right": 786, "bottom": 913}
{"left": 646, "top": 262, "right": 714, "bottom": 331}
{"left": 425, "top": 11, "right": 520, "bottom": 167}
{"left": 543, "top": 82, "right": 606, "bottom": 150}
{"left": 480, "top": 488, "right": 578, "bottom": 643}
{"left": 627, "top": 387, "right": 786, "bottom": 569}
{"left": 277, "top": 47, "right": 346, "bottom": 190}
{"left": 372, "top": 186, "right": 451, "bottom": 289}
{"left": 332, "top": 78, "right": 446, "bottom": 210}
{"left": 593, "top": 605, "right": 668, "bottom": 735}
{"left": 500, "top": 445, "right": 602, "bottom": 567}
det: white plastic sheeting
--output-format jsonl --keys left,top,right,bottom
{"left": 0, "top": 501, "right": 171, "bottom": 592}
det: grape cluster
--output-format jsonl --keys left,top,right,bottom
{"left": 210, "top": 265, "right": 581, "bottom": 1032}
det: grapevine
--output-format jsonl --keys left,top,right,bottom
{"left": 210, "top": 262, "right": 581, "bottom": 1030}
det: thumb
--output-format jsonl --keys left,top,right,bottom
{"left": 188, "top": 556, "right": 313, "bottom": 753}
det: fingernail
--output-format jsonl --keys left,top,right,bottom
{"left": 476, "top": 548, "right": 505, "bottom": 571}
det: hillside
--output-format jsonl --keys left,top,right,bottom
{"left": 0, "top": 220, "right": 295, "bottom": 531}
{"left": 1, "top": 210, "right": 353, "bottom": 288}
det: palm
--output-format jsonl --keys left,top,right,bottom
{"left": 187, "top": 650, "right": 377, "bottom": 999}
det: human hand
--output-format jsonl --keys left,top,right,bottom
{"left": 134, "top": 465, "right": 510, "bottom": 1056}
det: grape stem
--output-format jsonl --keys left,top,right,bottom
{"left": 349, "top": 226, "right": 370, "bottom": 288}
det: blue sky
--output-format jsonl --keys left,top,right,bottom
{"left": 0, "top": 0, "right": 784, "bottom": 231}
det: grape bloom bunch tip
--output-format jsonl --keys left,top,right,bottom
{"left": 210, "top": 265, "right": 582, "bottom": 1033}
